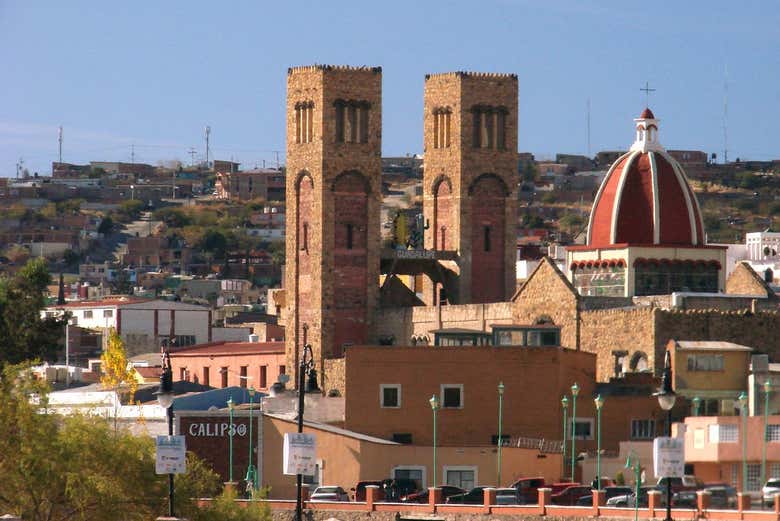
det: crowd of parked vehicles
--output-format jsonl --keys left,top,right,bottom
{"left": 307, "top": 474, "right": 778, "bottom": 509}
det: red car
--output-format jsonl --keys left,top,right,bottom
{"left": 400, "top": 485, "right": 464, "bottom": 503}
{"left": 551, "top": 485, "right": 592, "bottom": 505}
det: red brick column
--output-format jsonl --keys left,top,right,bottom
{"left": 647, "top": 490, "right": 661, "bottom": 517}
{"left": 300, "top": 484, "right": 309, "bottom": 503}
{"left": 429, "top": 487, "right": 442, "bottom": 513}
{"left": 697, "top": 489, "right": 711, "bottom": 514}
{"left": 365, "top": 485, "right": 379, "bottom": 511}
{"left": 223, "top": 481, "right": 237, "bottom": 493}
{"left": 483, "top": 487, "right": 496, "bottom": 512}
{"left": 774, "top": 493, "right": 780, "bottom": 514}
{"left": 538, "top": 488, "right": 551, "bottom": 515}
{"left": 592, "top": 489, "right": 605, "bottom": 515}
{"left": 737, "top": 492, "right": 751, "bottom": 512}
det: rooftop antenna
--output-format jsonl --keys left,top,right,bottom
{"left": 130, "top": 143, "right": 135, "bottom": 164}
{"left": 205, "top": 125, "right": 211, "bottom": 168}
{"left": 640, "top": 81, "right": 656, "bottom": 108}
{"left": 586, "top": 98, "right": 591, "bottom": 157}
{"left": 723, "top": 64, "right": 729, "bottom": 164}
{"left": 58, "top": 126, "right": 63, "bottom": 163}
{"left": 188, "top": 147, "right": 197, "bottom": 166}
{"left": 16, "top": 157, "right": 24, "bottom": 179}
{"left": 274, "top": 151, "right": 280, "bottom": 169}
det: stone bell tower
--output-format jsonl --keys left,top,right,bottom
{"left": 422, "top": 72, "right": 518, "bottom": 304}
{"left": 284, "top": 65, "right": 382, "bottom": 391}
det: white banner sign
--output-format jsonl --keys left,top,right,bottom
{"left": 283, "top": 433, "right": 317, "bottom": 476}
{"left": 653, "top": 436, "right": 684, "bottom": 478}
{"left": 156, "top": 435, "right": 187, "bottom": 475}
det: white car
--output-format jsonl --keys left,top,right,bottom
{"left": 310, "top": 486, "right": 350, "bottom": 502}
{"left": 763, "top": 479, "right": 780, "bottom": 506}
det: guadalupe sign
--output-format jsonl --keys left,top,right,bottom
{"left": 283, "top": 433, "right": 317, "bottom": 476}
{"left": 653, "top": 436, "right": 684, "bottom": 478}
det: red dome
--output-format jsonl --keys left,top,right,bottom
{"left": 587, "top": 149, "right": 704, "bottom": 247}
{"left": 640, "top": 107, "right": 655, "bottom": 119}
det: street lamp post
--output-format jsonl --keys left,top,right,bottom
{"left": 155, "top": 347, "right": 176, "bottom": 518}
{"left": 692, "top": 396, "right": 701, "bottom": 417}
{"left": 763, "top": 381, "right": 772, "bottom": 502}
{"left": 497, "top": 382, "right": 504, "bottom": 486}
{"left": 295, "top": 337, "right": 320, "bottom": 521}
{"left": 594, "top": 394, "right": 604, "bottom": 490}
{"left": 227, "top": 396, "right": 235, "bottom": 483}
{"left": 245, "top": 387, "right": 257, "bottom": 495}
{"left": 739, "top": 391, "right": 748, "bottom": 494}
{"left": 561, "top": 396, "right": 568, "bottom": 481}
{"left": 625, "top": 451, "right": 641, "bottom": 521}
{"left": 430, "top": 394, "right": 440, "bottom": 488}
{"left": 653, "top": 350, "right": 676, "bottom": 521}
{"left": 570, "top": 383, "right": 579, "bottom": 482}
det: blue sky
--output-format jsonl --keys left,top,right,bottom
{"left": 1, "top": 1, "right": 778, "bottom": 176}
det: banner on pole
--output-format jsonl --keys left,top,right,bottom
{"left": 283, "top": 433, "right": 317, "bottom": 476}
{"left": 653, "top": 436, "right": 684, "bottom": 478}
{"left": 156, "top": 435, "right": 186, "bottom": 474}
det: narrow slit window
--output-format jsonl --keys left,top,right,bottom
{"left": 335, "top": 102, "right": 345, "bottom": 143}
{"left": 346, "top": 224, "right": 354, "bottom": 249}
{"left": 301, "top": 223, "right": 309, "bottom": 251}
{"left": 484, "top": 226, "right": 491, "bottom": 252}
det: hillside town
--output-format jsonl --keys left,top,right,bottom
{"left": 3, "top": 3, "right": 780, "bottom": 519}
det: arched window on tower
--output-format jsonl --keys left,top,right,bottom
{"left": 295, "top": 101, "right": 314, "bottom": 144}
{"left": 432, "top": 107, "right": 452, "bottom": 149}
{"left": 471, "top": 105, "right": 508, "bottom": 150}
{"left": 335, "top": 100, "right": 370, "bottom": 144}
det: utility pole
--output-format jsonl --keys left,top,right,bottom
{"left": 58, "top": 126, "right": 63, "bottom": 164}
{"left": 130, "top": 144, "right": 135, "bottom": 164}
{"left": 205, "top": 126, "right": 211, "bottom": 169}
{"left": 723, "top": 64, "right": 729, "bottom": 164}
{"left": 586, "top": 98, "right": 591, "bottom": 157}
{"left": 188, "top": 147, "right": 197, "bottom": 166}
{"left": 274, "top": 151, "right": 280, "bottom": 169}
{"left": 17, "top": 158, "right": 24, "bottom": 179}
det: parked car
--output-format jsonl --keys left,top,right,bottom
{"left": 400, "top": 485, "right": 464, "bottom": 503}
{"left": 351, "top": 480, "right": 384, "bottom": 502}
{"left": 672, "top": 490, "right": 698, "bottom": 508}
{"left": 509, "top": 477, "right": 546, "bottom": 504}
{"left": 380, "top": 478, "right": 419, "bottom": 502}
{"left": 551, "top": 485, "right": 592, "bottom": 505}
{"left": 704, "top": 485, "right": 737, "bottom": 509}
{"left": 607, "top": 486, "right": 664, "bottom": 507}
{"left": 310, "top": 486, "right": 350, "bottom": 502}
{"left": 656, "top": 475, "right": 703, "bottom": 494}
{"left": 495, "top": 488, "right": 521, "bottom": 505}
{"left": 446, "top": 486, "right": 489, "bottom": 504}
{"left": 577, "top": 486, "right": 633, "bottom": 506}
{"left": 763, "top": 479, "right": 780, "bottom": 506}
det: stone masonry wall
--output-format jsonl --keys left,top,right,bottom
{"left": 726, "top": 261, "right": 772, "bottom": 297}
{"left": 580, "top": 307, "right": 657, "bottom": 382}
{"left": 513, "top": 258, "right": 580, "bottom": 350}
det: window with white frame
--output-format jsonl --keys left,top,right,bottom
{"left": 768, "top": 424, "right": 780, "bottom": 441}
{"left": 731, "top": 464, "right": 738, "bottom": 487}
{"left": 631, "top": 419, "right": 655, "bottom": 440}
{"left": 380, "top": 384, "right": 401, "bottom": 408}
{"left": 573, "top": 418, "right": 594, "bottom": 440}
{"left": 83, "top": 310, "right": 93, "bottom": 319}
{"left": 441, "top": 384, "right": 463, "bottom": 408}
{"left": 103, "top": 309, "right": 113, "bottom": 318}
{"left": 709, "top": 424, "right": 738, "bottom": 443}
{"left": 444, "top": 466, "right": 477, "bottom": 490}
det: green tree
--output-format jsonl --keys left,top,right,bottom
{"left": 0, "top": 258, "right": 64, "bottom": 366}
{"left": 0, "top": 363, "right": 221, "bottom": 520}
{"left": 100, "top": 329, "right": 138, "bottom": 432}
{"left": 97, "top": 215, "right": 114, "bottom": 235}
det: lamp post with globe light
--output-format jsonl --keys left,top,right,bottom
{"left": 570, "top": 383, "right": 579, "bottom": 482}
{"left": 245, "top": 387, "right": 257, "bottom": 495}
{"left": 227, "top": 396, "right": 235, "bottom": 483}
{"left": 763, "top": 381, "right": 773, "bottom": 501}
{"left": 497, "top": 382, "right": 504, "bottom": 486}
{"left": 561, "top": 395, "right": 568, "bottom": 480}
{"left": 594, "top": 394, "right": 604, "bottom": 491}
{"left": 653, "top": 350, "right": 676, "bottom": 521}
{"left": 738, "top": 391, "right": 748, "bottom": 494}
{"left": 295, "top": 329, "right": 320, "bottom": 521}
{"left": 155, "top": 347, "right": 176, "bottom": 519}
{"left": 430, "top": 394, "right": 440, "bottom": 488}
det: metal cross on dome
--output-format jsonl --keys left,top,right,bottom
{"left": 640, "top": 81, "right": 656, "bottom": 108}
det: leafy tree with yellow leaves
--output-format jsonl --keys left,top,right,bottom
{"left": 100, "top": 328, "right": 138, "bottom": 432}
